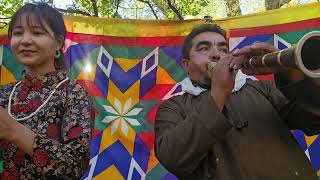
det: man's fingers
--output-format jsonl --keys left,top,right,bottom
{"left": 229, "top": 55, "right": 245, "bottom": 70}
{"left": 232, "top": 46, "right": 252, "bottom": 56}
{"left": 250, "top": 43, "right": 278, "bottom": 52}
{"left": 232, "top": 43, "right": 279, "bottom": 57}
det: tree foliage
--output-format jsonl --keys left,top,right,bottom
{"left": 0, "top": 0, "right": 25, "bottom": 28}
{"left": 225, "top": 0, "right": 241, "bottom": 17}
{"left": 0, "top": 0, "right": 317, "bottom": 29}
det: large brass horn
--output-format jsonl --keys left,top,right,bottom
{"left": 242, "top": 31, "right": 320, "bottom": 78}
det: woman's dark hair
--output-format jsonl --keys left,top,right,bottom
{"left": 182, "top": 23, "right": 227, "bottom": 60}
{"left": 8, "top": 3, "right": 67, "bottom": 69}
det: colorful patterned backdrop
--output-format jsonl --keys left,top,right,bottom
{"left": 0, "top": 2, "right": 320, "bottom": 179}
{"left": 228, "top": 12, "right": 320, "bottom": 180}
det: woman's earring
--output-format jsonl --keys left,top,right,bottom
{"left": 55, "top": 50, "right": 61, "bottom": 59}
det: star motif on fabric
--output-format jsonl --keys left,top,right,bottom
{"left": 102, "top": 97, "right": 143, "bottom": 136}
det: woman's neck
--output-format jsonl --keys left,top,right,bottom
{"left": 24, "top": 65, "right": 56, "bottom": 78}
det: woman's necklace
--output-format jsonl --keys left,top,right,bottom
{"left": 7, "top": 77, "right": 69, "bottom": 121}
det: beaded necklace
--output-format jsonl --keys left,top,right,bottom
{"left": 7, "top": 77, "right": 69, "bottom": 121}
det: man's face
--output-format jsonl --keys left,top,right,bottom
{"left": 182, "top": 31, "right": 229, "bottom": 86}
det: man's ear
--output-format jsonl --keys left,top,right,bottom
{"left": 182, "top": 58, "right": 190, "bottom": 72}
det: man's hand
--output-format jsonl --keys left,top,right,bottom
{"left": 230, "top": 43, "right": 281, "bottom": 75}
{"left": 210, "top": 55, "right": 237, "bottom": 111}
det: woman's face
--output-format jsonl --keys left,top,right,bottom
{"left": 10, "top": 13, "right": 62, "bottom": 75}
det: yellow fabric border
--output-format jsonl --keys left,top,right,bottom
{"left": 0, "top": 28, "right": 6, "bottom": 36}
{"left": 218, "top": 2, "right": 320, "bottom": 30}
{"left": 63, "top": 17, "right": 204, "bottom": 37}
{"left": 0, "top": 2, "right": 319, "bottom": 37}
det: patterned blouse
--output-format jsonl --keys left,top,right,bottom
{"left": 0, "top": 70, "right": 93, "bottom": 179}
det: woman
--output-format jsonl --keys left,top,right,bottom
{"left": 0, "top": 3, "right": 92, "bottom": 179}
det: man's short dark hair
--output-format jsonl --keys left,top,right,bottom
{"left": 182, "top": 24, "right": 227, "bottom": 59}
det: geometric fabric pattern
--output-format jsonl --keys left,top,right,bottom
{"left": 229, "top": 17, "right": 320, "bottom": 177}
{"left": 0, "top": 2, "right": 320, "bottom": 179}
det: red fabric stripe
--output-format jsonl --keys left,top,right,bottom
{"left": 141, "top": 84, "right": 176, "bottom": 101}
{"left": 146, "top": 103, "right": 162, "bottom": 125}
{"left": 92, "top": 130, "right": 103, "bottom": 138}
{"left": 229, "top": 18, "right": 320, "bottom": 37}
{"left": 138, "top": 132, "right": 155, "bottom": 150}
{"left": 77, "top": 80, "right": 105, "bottom": 97}
{"left": 0, "top": 36, "right": 9, "bottom": 44}
{"left": 255, "top": 74, "right": 274, "bottom": 81}
{"left": 1, "top": 33, "right": 184, "bottom": 46}
{"left": 66, "top": 32, "right": 185, "bottom": 46}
